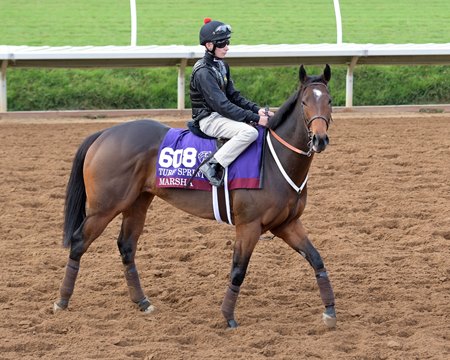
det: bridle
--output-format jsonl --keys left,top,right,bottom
{"left": 302, "top": 82, "right": 332, "bottom": 131}
{"left": 267, "top": 81, "right": 332, "bottom": 158}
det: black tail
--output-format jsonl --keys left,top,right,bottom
{"left": 63, "top": 131, "right": 103, "bottom": 248}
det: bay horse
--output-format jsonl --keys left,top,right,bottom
{"left": 54, "top": 64, "right": 337, "bottom": 329}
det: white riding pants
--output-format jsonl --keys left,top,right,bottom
{"left": 199, "top": 112, "right": 259, "bottom": 168}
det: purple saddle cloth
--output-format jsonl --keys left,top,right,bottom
{"left": 156, "top": 127, "right": 265, "bottom": 191}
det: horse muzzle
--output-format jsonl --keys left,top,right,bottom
{"left": 308, "top": 116, "right": 330, "bottom": 153}
{"left": 312, "top": 133, "right": 329, "bottom": 153}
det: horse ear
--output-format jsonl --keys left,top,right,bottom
{"left": 299, "top": 65, "right": 307, "bottom": 84}
{"left": 323, "top": 64, "right": 331, "bottom": 82}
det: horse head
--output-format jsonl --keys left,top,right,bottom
{"left": 299, "top": 64, "right": 332, "bottom": 153}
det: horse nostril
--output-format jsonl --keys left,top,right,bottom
{"left": 313, "top": 134, "right": 329, "bottom": 151}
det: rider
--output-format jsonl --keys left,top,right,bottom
{"left": 190, "top": 18, "right": 273, "bottom": 186}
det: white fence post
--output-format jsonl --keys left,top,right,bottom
{"left": 177, "top": 59, "right": 187, "bottom": 110}
{"left": 130, "top": 0, "right": 137, "bottom": 46}
{"left": 346, "top": 56, "right": 359, "bottom": 107}
{"left": 333, "top": 0, "right": 343, "bottom": 44}
{"left": 0, "top": 61, "right": 7, "bottom": 112}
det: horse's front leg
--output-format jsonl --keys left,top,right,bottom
{"left": 273, "top": 219, "right": 337, "bottom": 328}
{"left": 222, "top": 223, "right": 261, "bottom": 328}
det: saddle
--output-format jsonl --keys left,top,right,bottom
{"left": 186, "top": 120, "right": 213, "bottom": 139}
{"left": 186, "top": 120, "right": 228, "bottom": 150}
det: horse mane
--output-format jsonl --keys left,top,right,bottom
{"left": 268, "top": 89, "right": 300, "bottom": 130}
{"left": 268, "top": 75, "right": 326, "bottom": 130}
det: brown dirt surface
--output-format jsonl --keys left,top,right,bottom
{"left": 1, "top": 112, "right": 449, "bottom": 359}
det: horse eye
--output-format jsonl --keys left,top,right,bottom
{"left": 302, "top": 101, "right": 307, "bottom": 106}
{"left": 328, "top": 99, "right": 332, "bottom": 105}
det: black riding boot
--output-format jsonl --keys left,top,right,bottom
{"left": 199, "top": 158, "right": 224, "bottom": 187}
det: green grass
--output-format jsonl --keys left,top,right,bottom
{"left": 1, "top": 0, "right": 450, "bottom": 110}
{"left": 2, "top": 0, "right": 449, "bottom": 45}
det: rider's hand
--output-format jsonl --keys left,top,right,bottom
{"left": 258, "top": 108, "right": 275, "bottom": 117}
{"left": 258, "top": 115, "right": 269, "bottom": 127}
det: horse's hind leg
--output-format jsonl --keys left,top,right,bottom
{"left": 272, "top": 219, "right": 337, "bottom": 328}
{"left": 54, "top": 212, "right": 115, "bottom": 312}
{"left": 118, "top": 192, "right": 154, "bottom": 313}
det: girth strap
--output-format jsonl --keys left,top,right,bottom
{"left": 212, "top": 167, "right": 233, "bottom": 225}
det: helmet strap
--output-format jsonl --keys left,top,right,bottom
{"left": 205, "top": 44, "right": 218, "bottom": 57}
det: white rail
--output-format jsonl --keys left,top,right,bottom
{"left": 1, "top": 43, "right": 450, "bottom": 112}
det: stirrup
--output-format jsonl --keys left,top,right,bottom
{"left": 208, "top": 172, "right": 225, "bottom": 187}
{"left": 199, "top": 159, "right": 224, "bottom": 187}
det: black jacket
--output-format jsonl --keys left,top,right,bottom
{"left": 190, "top": 52, "right": 260, "bottom": 124}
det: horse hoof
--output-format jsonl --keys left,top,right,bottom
{"left": 53, "top": 302, "right": 65, "bottom": 314}
{"left": 142, "top": 304, "right": 156, "bottom": 314}
{"left": 322, "top": 312, "right": 337, "bottom": 328}
{"left": 227, "top": 319, "right": 238, "bottom": 329}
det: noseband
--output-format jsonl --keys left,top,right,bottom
{"left": 305, "top": 114, "right": 331, "bottom": 130}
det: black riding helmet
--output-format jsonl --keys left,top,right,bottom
{"left": 199, "top": 18, "right": 232, "bottom": 45}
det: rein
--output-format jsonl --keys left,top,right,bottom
{"left": 265, "top": 107, "right": 312, "bottom": 194}
{"left": 266, "top": 131, "right": 309, "bottom": 194}
{"left": 268, "top": 128, "right": 313, "bottom": 157}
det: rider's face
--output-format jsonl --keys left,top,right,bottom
{"left": 206, "top": 42, "right": 229, "bottom": 59}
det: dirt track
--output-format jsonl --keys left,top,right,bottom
{"left": 1, "top": 112, "right": 449, "bottom": 359}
